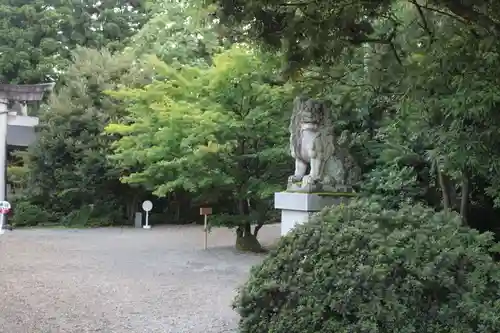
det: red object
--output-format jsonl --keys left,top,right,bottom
{"left": 0, "top": 208, "right": 10, "bottom": 214}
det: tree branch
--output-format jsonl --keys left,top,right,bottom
{"left": 253, "top": 222, "right": 264, "bottom": 237}
{"left": 436, "top": 165, "right": 451, "bottom": 210}
{"left": 442, "top": 1, "right": 500, "bottom": 35}
{"left": 389, "top": 42, "right": 402, "bottom": 66}
{"left": 277, "top": 1, "right": 314, "bottom": 6}
{"left": 459, "top": 170, "right": 469, "bottom": 224}
{"left": 414, "top": 3, "right": 468, "bottom": 25}
{"left": 409, "top": 0, "right": 433, "bottom": 39}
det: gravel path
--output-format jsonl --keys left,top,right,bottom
{"left": 0, "top": 224, "right": 279, "bottom": 333}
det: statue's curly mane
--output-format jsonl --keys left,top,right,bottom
{"left": 290, "top": 96, "right": 333, "bottom": 152}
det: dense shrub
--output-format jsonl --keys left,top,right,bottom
{"left": 234, "top": 200, "right": 500, "bottom": 333}
{"left": 10, "top": 200, "right": 54, "bottom": 227}
{"left": 60, "top": 205, "right": 117, "bottom": 227}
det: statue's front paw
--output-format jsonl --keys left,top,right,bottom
{"left": 287, "top": 175, "right": 304, "bottom": 191}
{"left": 301, "top": 175, "right": 316, "bottom": 186}
{"left": 301, "top": 175, "right": 322, "bottom": 192}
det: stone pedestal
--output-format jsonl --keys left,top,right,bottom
{"left": 275, "top": 192, "right": 351, "bottom": 236}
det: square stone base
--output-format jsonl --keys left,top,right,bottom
{"left": 275, "top": 192, "right": 350, "bottom": 236}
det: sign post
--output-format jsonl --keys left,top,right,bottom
{"left": 199, "top": 207, "right": 212, "bottom": 250}
{"left": 142, "top": 200, "right": 153, "bottom": 229}
{"left": 0, "top": 200, "right": 10, "bottom": 235}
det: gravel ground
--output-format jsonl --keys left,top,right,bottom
{"left": 0, "top": 224, "right": 280, "bottom": 333}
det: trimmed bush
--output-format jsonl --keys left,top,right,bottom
{"left": 10, "top": 201, "right": 53, "bottom": 227}
{"left": 234, "top": 200, "right": 500, "bottom": 333}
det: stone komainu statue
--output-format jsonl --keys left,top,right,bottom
{"left": 287, "top": 96, "right": 361, "bottom": 193}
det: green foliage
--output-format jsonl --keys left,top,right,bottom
{"left": 23, "top": 47, "right": 144, "bottom": 226}
{"left": 59, "top": 205, "right": 114, "bottom": 227}
{"left": 7, "top": 165, "right": 29, "bottom": 190}
{"left": 211, "top": 0, "right": 500, "bottom": 73}
{"left": 234, "top": 200, "right": 500, "bottom": 333}
{"left": 0, "top": 0, "right": 149, "bottom": 83}
{"left": 210, "top": 2, "right": 500, "bottom": 223}
{"left": 107, "top": 45, "right": 294, "bottom": 237}
{"left": 10, "top": 200, "right": 54, "bottom": 227}
{"left": 9, "top": 0, "right": 500, "bottom": 241}
{"left": 361, "top": 164, "right": 422, "bottom": 208}
{"left": 128, "top": 0, "right": 221, "bottom": 66}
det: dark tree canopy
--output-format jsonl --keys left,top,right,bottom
{"left": 210, "top": 0, "right": 500, "bottom": 71}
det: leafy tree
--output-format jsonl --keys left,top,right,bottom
{"left": 23, "top": 47, "right": 146, "bottom": 226}
{"left": 0, "top": 0, "right": 149, "bottom": 83}
{"left": 64, "top": 0, "right": 149, "bottom": 52}
{"left": 207, "top": 0, "right": 500, "bottom": 231}
{"left": 391, "top": 19, "right": 500, "bottom": 220}
{"left": 107, "top": 45, "right": 294, "bottom": 250}
{"left": 210, "top": 0, "right": 500, "bottom": 72}
{"left": 346, "top": 9, "right": 500, "bottom": 226}
{"left": 127, "top": 0, "right": 220, "bottom": 66}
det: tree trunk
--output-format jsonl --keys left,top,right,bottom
{"left": 234, "top": 199, "right": 266, "bottom": 253}
{"left": 460, "top": 170, "right": 470, "bottom": 224}
{"left": 436, "top": 165, "right": 452, "bottom": 210}
{"left": 236, "top": 222, "right": 266, "bottom": 253}
{"left": 253, "top": 222, "right": 264, "bottom": 237}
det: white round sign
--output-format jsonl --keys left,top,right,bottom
{"left": 142, "top": 200, "right": 153, "bottom": 212}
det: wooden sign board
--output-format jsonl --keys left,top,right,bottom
{"left": 200, "top": 207, "right": 212, "bottom": 215}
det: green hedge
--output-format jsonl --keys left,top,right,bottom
{"left": 234, "top": 200, "right": 500, "bottom": 333}
{"left": 10, "top": 200, "right": 54, "bottom": 227}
